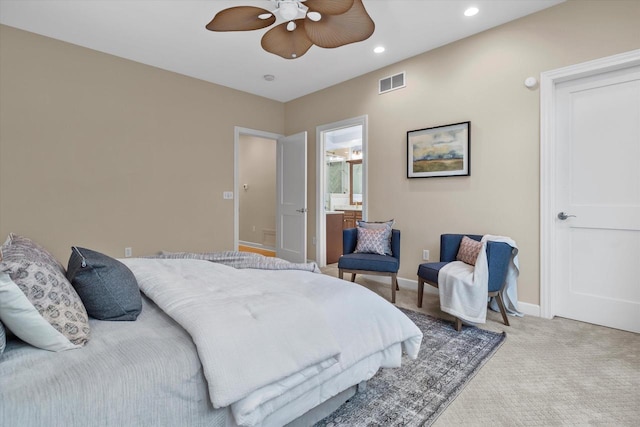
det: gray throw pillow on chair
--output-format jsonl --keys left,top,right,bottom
{"left": 356, "top": 220, "right": 394, "bottom": 255}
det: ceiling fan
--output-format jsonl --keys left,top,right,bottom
{"left": 206, "top": 0, "right": 375, "bottom": 60}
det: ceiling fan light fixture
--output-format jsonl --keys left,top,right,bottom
{"left": 307, "top": 11, "right": 321, "bottom": 21}
{"left": 208, "top": 0, "right": 374, "bottom": 59}
{"left": 464, "top": 7, "right": 479, "bottom": 17}
{"left": 278, "top": 2, "right": 300, "bottom": 21}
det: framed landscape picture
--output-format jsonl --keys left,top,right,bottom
{"left": 407, "top": 121, "right": 470, "bottom": 178}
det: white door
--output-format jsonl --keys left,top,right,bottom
{"left": 276, "top": 132, "right": 307, "bottom": 263}
{"left": 554, "top": 65, "right": 640, "bottom": 333}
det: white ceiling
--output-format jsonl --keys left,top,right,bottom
{"left": 0, "top": 0, "right": 564, "bottom": 102}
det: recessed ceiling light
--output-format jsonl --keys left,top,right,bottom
{"left": 374, "top": 46, "right": 385, "bottom": 54}
{"left": 464, "top": 7, "right": 479, "bottom": 17}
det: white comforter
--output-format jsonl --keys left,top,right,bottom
{"left": 121, "top": 258, "right": 422, "bottom": 426}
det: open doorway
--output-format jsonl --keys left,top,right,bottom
{"left": 238, "top": 134, "right": 277, "bottom": 257}
{"left": 315, "top": 116, "right": 368, "bottom": 267}
{"left": 234, "top": 127, "right": 281, "bottom": 257}
{"left": 234, "top": 127, "right": 308, "bottom": 263}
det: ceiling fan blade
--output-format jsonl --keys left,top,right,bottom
{"left": 304, "top": 0, "right": 354, "bottom": 15}
{"left": 304, "top": 0, "right": 374, "bottom": 48}
{"left": 261, "top": 20, "right": 313, "bottom": 59}
{"left": 206, "top": 6, "right": 275, "bottom": 32}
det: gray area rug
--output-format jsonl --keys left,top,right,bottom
{"left": 315, "top": 308, "right": 506, "bottom": 426}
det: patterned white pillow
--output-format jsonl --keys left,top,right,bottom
{"left": 355, "top": 226, "right": 392, "bottom": 256}
{"left": 456, "top": 236, "right": 483, "bottom": 266}
{"left": 0, "top": 233, "right": 66, "bottom": 274}
{"left": 0, "top": 234, "right": 90, "bottom": 351}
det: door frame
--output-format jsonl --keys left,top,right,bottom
{"left": 539, "top": 49, "right": 640, "bottom": 319}
{"left": 315, "top": 115, "right": 368, "bottom": 267}
{"left": 233, "top": 126, "right": 283, "bottom": 251}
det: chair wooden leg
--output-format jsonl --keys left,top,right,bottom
{"left": 338, "top": 269, "right": 344, "bottom": 280}
{"left": 455, "top": 317, "right": 462, "bottom": 332}
{"left": 391, "top": 274, "right": 397, "bottom": 304}
{"left": 350, "top": 273, "right": 356, "bottom": 283}
{"left": 417, "top": 277, "right": 424, "bottom": 308}
{"left": 495, "top": 291, "right": 510, "bottom": 326}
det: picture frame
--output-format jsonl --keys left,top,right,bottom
{"left": 407, "top": 121, "right": 470, "bottom": 178}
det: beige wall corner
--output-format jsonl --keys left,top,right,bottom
{"left": 284, "top": 0, "right": 640, "bottom": 306}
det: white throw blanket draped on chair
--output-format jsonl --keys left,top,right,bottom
{"left": 438, "top": 235, "right": 522, "bottom": 324}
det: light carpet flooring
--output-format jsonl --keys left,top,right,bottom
{"left": 321, "top": 264, "right": 640, "bottom": 426}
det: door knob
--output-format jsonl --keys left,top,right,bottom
{"left": 557, "top": 212, "right": 576, "bottom": 220}
{"left": 296, "top": 208, "right": 307, "bottom": 213}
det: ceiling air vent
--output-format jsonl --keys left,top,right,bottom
{"left": 379, "top": 71, "right": 406, "bottom": 94}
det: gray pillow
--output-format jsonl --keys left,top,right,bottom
{"left": 0, "top": 320, "right": 5, "bottom": 356}
{"left": 67, "top": 247, "right": 142, "bottom": 321}
{"left": 356, "top": 219, "right": 395, "bottom": 255}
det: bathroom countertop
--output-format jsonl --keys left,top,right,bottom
{"left": 333, "top": 205, "right": 363, "bottom": 211}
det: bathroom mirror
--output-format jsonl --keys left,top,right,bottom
{"left": 349, "top": 160, "right": 362, "bottom": 205}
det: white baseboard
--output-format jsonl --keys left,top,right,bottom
{"left": 398, "top": 276, "right": 422, "bottom": 291}
{"left": 517, "top": 301, "right": 540, "bottom": 317}
{"left": 362, "top": 275, "right": 433, "bottom": 293}
{"left": 363, "top": 274, "right": 541, "bottom": 317}
{"left": 361, "top": 274, "right": 420, "bottom": 291}
{"left": 238, "top": 240, "right": 275, "bottom": 251}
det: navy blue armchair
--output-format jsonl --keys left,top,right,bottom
{"left": 338, "top": 228, "right": 401, "bottom": 303}
{"left": 417, "top": 234, "right": 512, "bottom": 331}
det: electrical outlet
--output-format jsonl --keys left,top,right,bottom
{"left": 422, "top": 249, "right": 430, "bottom": 261}
{"left": 312, "top": 236, "right": 317, "bottom": 245}
{"left": 125, "top": 247, "right": 133, "bottom": 258}
{"left": 223, "top": 191, "right": 234, "bottom": 199}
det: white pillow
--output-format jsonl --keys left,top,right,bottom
{"left": 0, "top": 233, "right": 90, "bottom": 351}
{"left": 0, "top": 272, "right": 81, "bottom": 351}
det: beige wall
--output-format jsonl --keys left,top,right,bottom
{"left": 0, "top": 25, "right": 284, "bottom": 263}
{"left": 284, "top": 0, "right": 640, "bottom": 305}
{"left": 1, "top": 1, "right": 638, "bottom": 307}
{"left": 238, "top": 135, "right": 276, "bottom": 245}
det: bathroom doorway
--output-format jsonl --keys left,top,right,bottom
{"left": 315, "top": 116, "right": 367, "bottom": 267}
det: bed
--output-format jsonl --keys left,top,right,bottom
{"left": 0, "top": 237, "right": 422, "bottom": 427}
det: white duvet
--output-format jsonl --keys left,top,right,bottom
{"left": 121, "top": 258, "right": 422, "bottom": 427}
